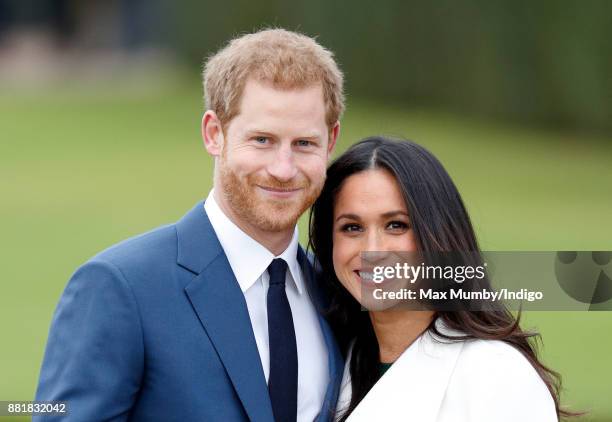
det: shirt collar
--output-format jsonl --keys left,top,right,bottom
{"left": 204, "top": 189, "right": 304, "bottom": 295}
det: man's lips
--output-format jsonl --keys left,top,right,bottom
{"left": 257, "top": 185, "right": 303, "bottom": 197}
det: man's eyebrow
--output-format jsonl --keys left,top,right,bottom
{"left": 245, "top": 130, "right": 276, "bottom": 137}
{"left": 295, "top": 133, "right": 323, "bottom": 139}
{"left": 245, "top": 130, "right": 323, "bottom": 139}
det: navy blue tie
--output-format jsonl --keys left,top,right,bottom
{"left": 267, "top": 258, "right": 298, "bottom": 422}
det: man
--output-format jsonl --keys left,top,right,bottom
{"left": 35, "top": 28, "right": 344, "bottom": 422}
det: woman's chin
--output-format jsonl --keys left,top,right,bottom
{"left": 359, "top": 295, "right": 401, "bottom": 312}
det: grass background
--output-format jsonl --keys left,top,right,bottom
{"left": 1, "top": 80, "right": 610, "bottom": 421}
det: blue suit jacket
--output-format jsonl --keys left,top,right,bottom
{"left": 35, "top": 202, "right": 343, "bottom": 421}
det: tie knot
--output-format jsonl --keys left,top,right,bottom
{"left": 268, "top": 259, "right": 288, "bottom": 286}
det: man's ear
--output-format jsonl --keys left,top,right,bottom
{"left": 327, "top": 121, "right": 340, "bottom": 155}
{"left": 202, "top": 110, "right": 224, "bottom": 156}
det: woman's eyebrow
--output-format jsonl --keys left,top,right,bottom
{"left": 335, "top": 211, "right": 409, "bottom": 222}
{"left": 335, "top": 213, "right": 361, "bottom": 222}
{"left": 381, "top": 210, "right": 410, "bottom": 218}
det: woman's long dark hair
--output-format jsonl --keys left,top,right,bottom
{"left": 309, "top": 136, "right": 575, "bottom": 421}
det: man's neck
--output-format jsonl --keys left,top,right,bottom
{"left": 213, "top": 191, "right": 295, "bottom": 256}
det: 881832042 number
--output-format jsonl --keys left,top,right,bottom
{"left": 2, "top": 401, "right": 68, "bottom": 416}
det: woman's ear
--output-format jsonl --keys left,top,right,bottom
{"left": 202, "top": 111, "right": 224, "bottom": 156}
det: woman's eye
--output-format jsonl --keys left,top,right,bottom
{"left": 387, "top": 221, "right": 409, "bottom": 231}
{"left": 340, "top": 223, "right": 362, "bottom": 233}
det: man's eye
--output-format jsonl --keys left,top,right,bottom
{"left": 296, "top": 139, "right": 312, "bottom": 147}
{"left": 341, "top": 223, "right": 362, "bottom": 233}
{"left": 254, "top": 137, "right": 268, "bottom": 144}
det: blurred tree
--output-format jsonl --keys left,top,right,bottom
{"left": 167, "top": 0, "right": 611, "bottom": 135}
{"left": 1, "top": 0, "right": 609, "bottom": 134}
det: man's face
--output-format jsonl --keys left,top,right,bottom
{"left": 209, "top": 79, "right": 338, "bottom": 233}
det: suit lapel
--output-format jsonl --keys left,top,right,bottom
{"left": 177, "top": 202, "right": 274, "bottom": 422}
{"left": 348, "top": 322, "right": 464, "bottom": 422}
{"left": 315, "top": 317, "right": 344, "bottom": 422}
{"left": 297, "top": 248, "right": 344, "bottom": 422}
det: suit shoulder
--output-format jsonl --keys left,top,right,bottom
{"left": 87, "top": 223, "right": 178, "bottom": 274}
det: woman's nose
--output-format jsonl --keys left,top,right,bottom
{"left": 363, "top": 232, "right": 399, "bottom": 269}
{"left": 366, "top": 231, "right": 386, "bottom": 253}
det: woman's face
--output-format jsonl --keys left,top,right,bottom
{"left": 332, "top": 169, "right": 417, "bottom": 307}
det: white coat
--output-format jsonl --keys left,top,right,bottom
{"left": 336, "top": 319, "right": 557, "bottom": 422}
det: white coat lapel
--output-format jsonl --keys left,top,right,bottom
{"left": 346, "top": 321, "right": 465, "bottom": 422}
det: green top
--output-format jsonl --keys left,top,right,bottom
{"left": 379, "top": 361, "right": 393, "bottom": 379}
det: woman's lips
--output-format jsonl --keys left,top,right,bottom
{"left": 353, "top": 269, "right": 379, "bottom": 288}
{"left": 353, "top": 267, "right": 407, "bottom": 290}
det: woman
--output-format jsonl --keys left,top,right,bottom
{"left": 309, "top": 137, "right": 572, "bottom": 421}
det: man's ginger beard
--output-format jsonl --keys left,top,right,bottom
{"left": 218, "top": 148, "right": 325, "bottom": 232}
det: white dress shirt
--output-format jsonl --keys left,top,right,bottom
{"left": 204, "top": 190, "right": 329, "bottom": 422}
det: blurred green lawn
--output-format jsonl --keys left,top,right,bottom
{"left": 1, "top": 80, "right": 610, "bottom": 421}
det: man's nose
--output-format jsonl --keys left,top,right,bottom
{"left": 267, "top": 145, "right": 298, "bottom": 182}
